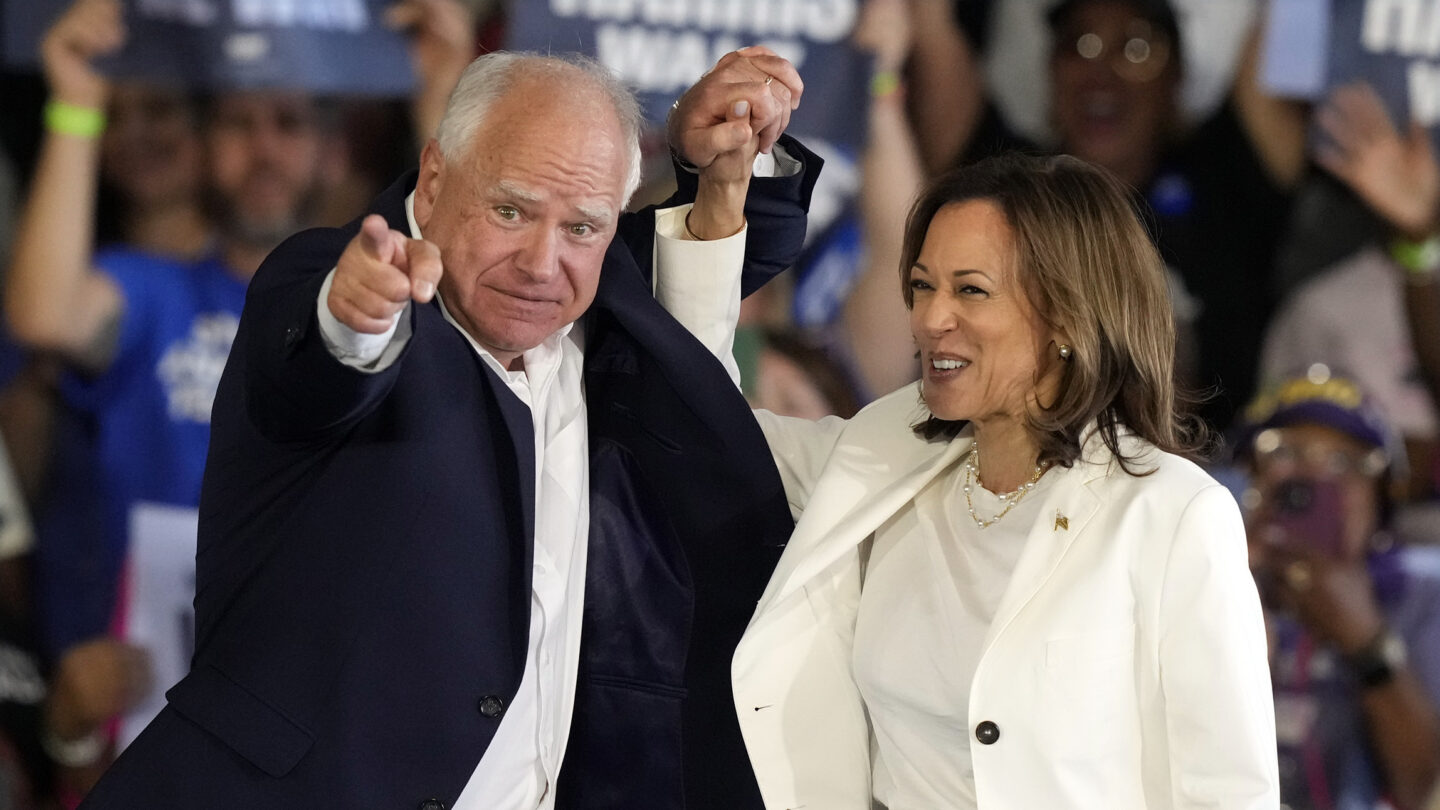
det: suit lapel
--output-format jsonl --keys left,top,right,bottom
{"left": 978, "top": 459, "right": 1104, "bottom": 655}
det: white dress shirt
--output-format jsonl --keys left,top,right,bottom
{"left": 315, "top": 192, "right": 748, "bottom": 808}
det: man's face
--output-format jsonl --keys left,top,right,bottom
{"left": 102, "top": 82, "right": 202, "bottom": 208}
{"left": 413, "top": 83, "right": 629, "bottom": 368}
{"left": 205, "top": 91, "right": 327, "bottom": 248}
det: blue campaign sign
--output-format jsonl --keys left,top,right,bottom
{"left": 505, "top": 0, "right": 871, "bottom": 326}
{"left": 505, "top": 0, "right": 869, "bottom": 150}
{"left": 3, "top": 0, "right": 415, "bottom": 97}
{"left": 1, "top": 0, "right": 68, "bottom": 68}
{"left": 1268, "top": 0, "right": 1440, "bottom": 135}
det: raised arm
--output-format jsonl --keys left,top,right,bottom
{"left": 905, "top": 0, "right": 987, "bottom": 175}
{"left": 1231, "top": 10, "right": 1309, "bottom": 190}
{"left": 1314, "top": 81, "right": 1440, "bottom": 464}
{"left": 5, "top": 0, "right": 126, "bottom": 370}
{"left": 845, "top": 0, "right": 927, "bottom": 399}
{"left": 660, "top": 46, "right": 820, "bottom": 296}
{"left": 385, "top": 0, "right": 476, "bottom": 150}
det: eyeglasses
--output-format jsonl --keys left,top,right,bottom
{"left": 1055, "top": 19, "right": 1173, "bottom": 83}
{"left": 1250, "top": 428, "right": 1388, "bottom": 480}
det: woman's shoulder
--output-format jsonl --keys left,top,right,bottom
{"left": 1084, "top": 430, "right": 1229, "bottom": 505}
{"left": 823, "top": 382, "right": 966, "bottom": 469}
{"left": 850, "top": 383, "right": 929, "bottom": 427}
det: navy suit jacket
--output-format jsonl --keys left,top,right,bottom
{"left": 81, "top": 139, "right": 820, "bottom": 810}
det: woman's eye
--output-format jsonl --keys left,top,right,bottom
{"left": 908, "top": 278, "right": 933, "bottom": 291}
{"left": 960, "top": 284, "right": 988, "bottom": 296}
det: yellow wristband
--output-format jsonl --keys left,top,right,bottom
{"left": 1390, "top": 235, "right": 1440, "bottom": 282}
{"left": 870, "top": 70, "right": 902, "bottom": 99}
{"left": 44, "top": 101, "right": 106, "bottom": 139}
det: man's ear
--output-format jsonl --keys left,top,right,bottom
{"left": 413, "top": 139, "right": 444, "bottom": 231}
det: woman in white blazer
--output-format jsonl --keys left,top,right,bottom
{"left": 667, "top": 153, "right": 1278, "bottom": 809}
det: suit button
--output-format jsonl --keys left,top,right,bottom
{"left": 478, "top": 695, "right": 506, "bottom": 718}
{"left": 418, "top": 800, "right": 446, "bottom": 810}
{"left": 282, "top": 325, "right": 301, "bottom": 347}
{"left": 975, "top": 720, "right": 1000, "bottom": 745}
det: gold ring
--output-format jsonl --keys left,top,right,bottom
{"left": 764, "top": 74, "right": 774, "bottom": 86}
{"left": 1283, "top": 561, "right": 1312, "bottom": 592}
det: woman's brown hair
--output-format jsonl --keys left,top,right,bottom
{"left": 902, "top": 152, "right": 1208, "bottom": 472}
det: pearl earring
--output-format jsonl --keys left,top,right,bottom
{"left": 1058, "top": 344, "right": 1073, "bottom": 361}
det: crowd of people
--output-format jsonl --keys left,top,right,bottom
{"left": 0, "top": 0, "right": 1435, "bottom": 807}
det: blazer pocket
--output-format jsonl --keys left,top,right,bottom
{"left": 1045, "top": 623, "right": 1136, "bottom": 670}
{"left": 1040, "top": 624, "right": 1140, "bottom": 760}
{"left": 166, "top": 664, "right": 315, "bottom": 778}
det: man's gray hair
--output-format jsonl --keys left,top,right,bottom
{"left": 433, "top": 52, "right": 645, "bottom": 207}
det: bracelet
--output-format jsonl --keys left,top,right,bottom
{"left": 40, "top": 727, "right": 105, "bottom": 768}
{"left": 43, "top": 101, "right": 106, "bottom": 139}
{"left": 1390, "top": 235, "right": 1440, "bottom": 283}
{"left": 870, "top": 70, "right": 903, "bottom": 99}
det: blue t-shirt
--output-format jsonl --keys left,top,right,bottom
{"left": 35, "top": 248, "right": 247, "bottom": 658}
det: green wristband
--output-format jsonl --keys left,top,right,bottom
{"left": 44, "top": 100, "right": 106, "bottom": 139}
{"left": 870, "top": 70, "right": 902, "bottom": 99}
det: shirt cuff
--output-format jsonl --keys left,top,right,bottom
{"left": 316, "top": 268, "right": 412, "bottom": 373}
{"left": 675, "top": 143, "right": 800, "bottom": 179}
{"left": 653, "top": 204, "right": 746, "bottom": 388}
{"left": 756, "top": 142, "right": 800, "bottom": 178}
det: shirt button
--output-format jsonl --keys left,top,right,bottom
{"left": 477, "top": 694, "right": 506, "bottom": 718}
{"left": 974, "top": 720, "right": 1000, "bottom": 745}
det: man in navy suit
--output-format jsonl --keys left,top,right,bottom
{"left": 80, "top": 47, "right": 819, "bottom": 810}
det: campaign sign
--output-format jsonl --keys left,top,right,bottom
{"left": 3, "top": 0, "right": 415, "bottom": 97}
{"left": 1264, "top": 0, "right": 1440, "bottom": 143}
{"left": 507, "top": 0, "right": 871, "bottom": 326}
{"left": 118, "top": 502, "right": 198, "bottom": 751}
{"left": 0, "top": 0, "right": 67, "bottom": 69}
{"left": 506, "top": 0, "right": 869, "bottom": 151}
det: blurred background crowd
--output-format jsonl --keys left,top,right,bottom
{"left": 1, "top": 0, "right": 1439, "bottom": 808}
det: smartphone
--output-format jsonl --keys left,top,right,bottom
{"left": 1265, "top": 477, "right": 1346, "bottom": 557}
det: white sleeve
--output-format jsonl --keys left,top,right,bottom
{"left": 1159, "top": 484, "right": 1279, "bottom": 808}
{"left": 316, "top": 268, "right": 413, "bottom": 373}
{"left": 755, "top": 410, "right": 848, "bottom": 520}
{"left": 653, "top": 203, "right": 747, "bottom": 388}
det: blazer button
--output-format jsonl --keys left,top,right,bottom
{"left": 417, "top": 800, "right": 446, "bottom": 810}
{"left": 283, "top": 325, "right": 301, "bottom": 347}
{"left": 477, "top": 695, "right": 506, "bottom": 718}
{"left": 974, "top": 720, "right": 1000, "bottom": 745}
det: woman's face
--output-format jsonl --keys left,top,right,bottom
{"left": 909, "top": 200, "right": 1058, "bottom": 428}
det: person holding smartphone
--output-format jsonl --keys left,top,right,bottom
{"left": 1239, "top": 366, "right": 1440, "bottom": 810}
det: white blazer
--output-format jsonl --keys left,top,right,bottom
{"left": 731, "top": 385, "right": 1278, "bottom": 810}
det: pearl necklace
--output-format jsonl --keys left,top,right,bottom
{"left": 962, "top": 443, "right": 1048, "bottom": 529}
